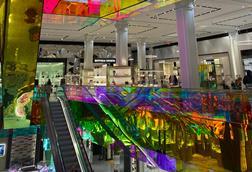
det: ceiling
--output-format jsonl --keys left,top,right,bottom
{"left": 41, "top": 0, "right": 252, "bottom": 46}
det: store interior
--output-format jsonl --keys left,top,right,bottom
{"left": 0, "top": 0, "right": 252, "bottom": 172}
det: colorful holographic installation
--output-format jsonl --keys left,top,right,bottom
{"left": 2, "top": 0, "right": 43, "bottom": 129}
{"left": 67, "top": 86, "right": 252, "bottom": 171}
{"left": 43, "top": 0, "right": 174, "bottom": 20}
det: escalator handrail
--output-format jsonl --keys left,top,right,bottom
{"left": 41, "top": 97, "right": 66, "bottom": 172}
{"left": 57, "top": 96, "right": 93, "bottom": 172}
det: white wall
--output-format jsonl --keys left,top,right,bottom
{"left": 153, "top": 32, "right": 252, "bottom": 77}
{"left": 154, "top": 32, "right": 252, "bottom": 59}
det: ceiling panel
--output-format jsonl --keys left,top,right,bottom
{"left": 40, "top": 0, "right": 252, "bottom": 44}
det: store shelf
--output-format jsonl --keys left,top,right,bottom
{"left": 94, "top": 76, "right": 106, "bottom": 78}
{"left": 109, "top": 75, "right": 131, "bottom": 78}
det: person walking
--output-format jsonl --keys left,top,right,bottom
{"left": 45, "top": 79, "right": 52, "bottom": 98}
{"left": 243, "top": 70, "right": 252, "bottom": 89}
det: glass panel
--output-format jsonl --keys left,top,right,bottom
{"left": 67, "top": 86, "right": 252, "bottom": 172}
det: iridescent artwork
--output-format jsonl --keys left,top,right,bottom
{"left": 43, "top": 0, "right": 181, "bottom": 20}
{"left": 2, "top": 0, "right": 43, "bottom": 129}
{"left": 67, "top": 86, "right": 252, "bottom": 171}
{"left": 0, "top": 0, "right": 5, "bottom": 61}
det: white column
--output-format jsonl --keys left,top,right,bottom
{"left": 84, "top": 34, "right": 94, "bottom": 70}
{"left": 137, "top": 39, "right": 146, "bottom": 69}
{"left": 148, "top": 57, "right": 155, "bottom": 70}
{"left": 115, "top": 20, "right": 128, "bottom": 66}
{"left": 229, "top": 31, "right": 244, "bottom": 78}
{"left": 148, "top": 47, "right": 154, "bottom": 55}
{"left": 148, "top": 47, "right": 155, "bottom": 70}
{"left": 176, "top": 0, "right": 200, "bottom": 88}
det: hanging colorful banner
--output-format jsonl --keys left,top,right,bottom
{"left": 2, "top": 0, "right": 43, "bottom": 129}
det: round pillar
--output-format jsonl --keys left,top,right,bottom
{"left": 115, "top": 20, "right": 129, "bottom": 66}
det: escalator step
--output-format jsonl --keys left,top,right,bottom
{"left": 52, "top": 109, "right": 63, "bottom": 116}
{"left": 64, "top": 161, "right": 80, "bottom": 171}
{"left": 54, "top": 122, "right": 68, "bottom": 127}
{"left": 53, "top": 119, "right": 67, "bottom": 125}
{"left": 52, "top": 118, "right": 65, "bottom": 122}
{"left": 63, "top": 157, "right": 78, "bottom": 164}
{"left": 56, "top": 128, "right": 70, "bottom": 133}
{"left": 50, "top": 104, "right": 62, "bottom": 108}
{"left": 58, "top": 137, "right": 72, "bottom": 142}
{"left": 57, "top": 133, "right": 71, "bottom": 139}
{"left": 59, "top": 135, "right": 74, "bottom": 142}
{"left": 51, "top": 104, "right": 62, "bottom": 106}
{"left": 50, "top": 105, "right": 61, "bottom": 109}
{"left": 52, "top": 113, "right": 64, "bottom": 116}
{"left": 52, "top": 112, "right": 64, "bottom": 116}
{"left": 50, "top": 105, "right": 62, "bottom": 108}
{"left": 61, "top": 151, "right": 76, "bottom": 158}
{"left": 60, "top": 144, "right": 74, "bottom": 150}
{"left": 58, "top": 134, "right": 72, "bottom": 140}
{"left": 56, "top": 127, "right": 70, "bottom": 133}
{"left": 55, "top": 126, "right": 68, "bottom": 131}
{"left": 63, "top": 156, "right": 78, "bottom": 164}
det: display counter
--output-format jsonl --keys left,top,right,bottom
{"left": 82, "top": 65, "right": 132, "bottom": 87}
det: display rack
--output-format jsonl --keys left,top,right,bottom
{"left": 137, "top": 69, "right": 163, "bottom": 87}
{"left": 81, "top": 69, "right": 94, "bottom": 85}
{"left": 108, "top": 66, "right": 132, "bottom": 86}
{"left": 76, "top": 65, "right": 133, "bottom": 87}
{"left": 200, "top": 59, "right": 224, "bottom": 89}
{"left": 154, "top": 59, "right": 180, "bottom": 87}
{"left": 65, "top": 74, "right": 81, "bottom": 85}
{"left": 93, "top": 66, "right": 108, "bottom": 86}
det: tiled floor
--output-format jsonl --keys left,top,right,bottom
{"left": 92, "top": 156, "right": 114, "bottom": 172}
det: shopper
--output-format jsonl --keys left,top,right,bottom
{"left": 243, "top": 70, "right": 252, "bottom": 88}
{"left": 45, "top": 79, "right": 52, "bottom": 98}
{"left": 173, "top": 75, "right": 178, "bottom": 85}
{"left": 233, "top": 77, "right": 242, "bottom": 90}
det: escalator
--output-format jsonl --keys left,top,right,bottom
{"left": 42, "top": 96, "right": 93, "bottom": 172}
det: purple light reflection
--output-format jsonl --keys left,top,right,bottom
{"left": 130, "top": 145, "right": 176, "bottom": 172}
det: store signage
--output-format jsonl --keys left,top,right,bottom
{"left": 93, "top": 58, "right": 116, "bottom": 64}
{"left": 0, "top": 144, "right": 6, "bottom": 157}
